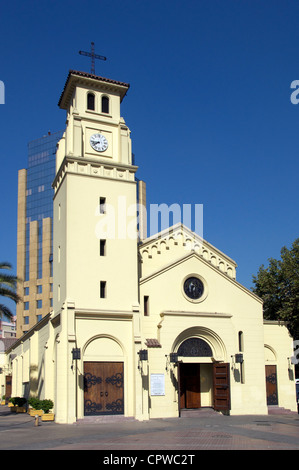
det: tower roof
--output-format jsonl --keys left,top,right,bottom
{"left": 58, "top": 70, "right": 130, "bottom": 109}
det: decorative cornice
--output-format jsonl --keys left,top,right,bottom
{"left": 139, "top": 223, "right": 237, "bottom": 280}
{"left": 53, "top": 155, "right": 138, "bottom": 193}
{"left": 160, "top": 311, "right": 232, "bottom": 318}
{"left": 75, "top": 308, "right": 134, "bottom": 320}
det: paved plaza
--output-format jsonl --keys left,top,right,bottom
{"left": 0, "top": 405, "right": 298, "bottom": 453}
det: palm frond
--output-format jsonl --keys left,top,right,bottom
{"left": 0, "top": 303, "right": 14, "bottom": 320}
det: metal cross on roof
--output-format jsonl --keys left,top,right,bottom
{"left": 79, "top": 42, "right": 107, "bottom": 75}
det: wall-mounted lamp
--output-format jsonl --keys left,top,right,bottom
{"left": 235, "top": 353, "right": 243, "bottom": 364}
{"left": 165, "top": 352, "right": 179, "bottom": 371}
{"left": 138, "top": 349, "right": 148, "bottom": 370}
{"left": 72, "top": 348, "right": 81, "bottom": 361}
{"left": 170, "top": 352, "right": 178, "bottom": 363}
{"left": 138, "top": 349, "right": 148, "bottom": 361}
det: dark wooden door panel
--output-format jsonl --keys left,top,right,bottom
{"left": 265, "top": 365, "right": 278, "bottom": 405}
{"left": 5, "top": 375, "right": 12, "bottom": 403}
{"left": 179, "top": 363, "right": 201, "bottom": 409}
{"left": 213, "top": 363, "right": 230, "bottom": 412}
{"left": 84, "top": 362, "right": 124, "bottom": 415}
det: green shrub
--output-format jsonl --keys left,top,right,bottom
{"left": 40, "top": 399, "right": 54, "bottom": 414}
{"left": 28, "top": 397, "right": 42, "bottom": 410}
{"left": 10, "top": 397, "right": 27, "bottom": 407}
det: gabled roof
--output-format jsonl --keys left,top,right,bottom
{"left": 139, "top": 223, "right": 237, "bottom": 279}
{"left": 58, "top": 70, "right": 130, "bottom": 109}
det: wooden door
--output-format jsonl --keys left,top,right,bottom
{"left": 5, "top": 375, "right": 12, "bottom": 403}
{"left": 265, "top": 365, "right": 278, "bottom": 405}
{"left": 179, "top": 363, "right": 201, "bottom": 409}
{"left": 84, "top": 362, "right": 124, "bottom": 415}
{"left": 213, "top": 363, "right": 230, "bottom": 412}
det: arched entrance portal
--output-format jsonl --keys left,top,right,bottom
{"left": 83, "top": 336, "right": 125, "bottom": 416}
{"left": 178, "top": 338, "right": 213, "bottom": 410}
{"left": 173, "top": 330, "right": 230, "bottom": 413}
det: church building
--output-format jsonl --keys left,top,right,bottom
{"left": 3, "top": 69, "right": 297, "bottom": 423}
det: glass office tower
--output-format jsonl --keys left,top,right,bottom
{"left": 16, "top": 131, "right": 63, "bottom": 337}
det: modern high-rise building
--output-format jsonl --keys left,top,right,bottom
{"left": 16, "top": 131, "right": 63, "bottom": 338}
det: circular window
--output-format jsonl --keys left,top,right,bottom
{"left": 183, "top": 276, "right": 204, "bottom": 300}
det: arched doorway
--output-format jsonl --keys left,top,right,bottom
{"left": 172, "top": 329, "right": 230, "bottom": 413}
{"left": 177, "top": 338, "right": 213, "bottom": 410}
{"left": 83, "top": 336, "right": 125, "bottom": 416}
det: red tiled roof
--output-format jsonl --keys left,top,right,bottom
{"left": 58, "top": 70, "right": 130, "bottom": 107}
{"left": 146, "top": 338, "right": 162, "bottom": 348}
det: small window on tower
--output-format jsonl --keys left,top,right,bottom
{"left": 99, "top": 197, "right": 106, "bottom": 214}
{"left": 101, "top": 96, "right": 109, "bottom": 114}
{"left": 100, "top": 239, "right": 106, "bottom": 256}
{"left": 144, "top": 296, "right": 149, "bottom": 316}
{"left": 100, "top": 281, "right": 106, "bottom": 298}
{"left": 87, "top": 92, "right": 95, "bottom": 110}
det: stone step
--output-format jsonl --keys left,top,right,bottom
{"left": 76, "top": 415, "right": 137, "bottom": 424}
{"left": 268, "top": 406, "right": 298, "bottom": 415}
{"left": 180, "top": 407, "right": 222, "bottom": 418}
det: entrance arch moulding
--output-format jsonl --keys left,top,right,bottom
{"left": 83, "top": 334, "right": 126, "bottom": 361}
{"left": 172, "top": 326, "right": 227, "bottom": 363}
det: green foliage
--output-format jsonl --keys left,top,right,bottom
{"left": 10, "top": 397, "right": 27, "bottom": 407}
{"left": 252, "top": 238, "right": 299, "bottom": 339}
{"left": 40, "top": 399, "right": 54, "bottom": 414}
{"left": 28, "top": 397, "right": 54, "bottom": 413}
{"left": 28, "top": 397, "right": 42, "bottom": 410}
{"left": 0, "top": 262, "right": 21, "bottom": 320}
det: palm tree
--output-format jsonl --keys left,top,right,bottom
{"left": 0, "top": 262, "right": 21, "bottom": 320}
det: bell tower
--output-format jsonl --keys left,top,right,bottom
{"left": 57, "top": 70, "right": 133, "bottom": 168}
{"left": 53, "top": 70, "right": 139, "bottom": 314}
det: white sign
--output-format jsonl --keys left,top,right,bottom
{"left": 150, "top": 373, "right": 165, "bottom": 396}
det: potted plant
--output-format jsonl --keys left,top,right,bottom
{"left": 9, "top": 397, "right": 27, "bottom": 412}
{"left": 16, "top": 397, "right": 27, "bottom": 412}
{"left": 28, "top": 397, "right": 43, "bottom": 416}
{"left": 8, "top": 397, "right": 13, "bottom": 407}
{"left": 41, "top": 399, "right": 54, "bottom": 421}
{"left": 1, "top": 395, "right": 5, "bottom": 405}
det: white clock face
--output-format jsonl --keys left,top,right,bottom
{"left": 90, "top": 133, "right": 108, "bottom": 152}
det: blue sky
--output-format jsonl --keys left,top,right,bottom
{"left": 1, "top": 0, "right": 299, "bottom": 315}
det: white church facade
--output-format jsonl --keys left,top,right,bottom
{"left": 3, "top": 70, "right": 297, "bottom": 423}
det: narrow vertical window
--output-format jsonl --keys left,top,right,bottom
{"left": 100, "top": 239, "right": 106, "bottom": 256}
{"left": 87, "top": 92, "right": 95, "bottom": 110}
{"left": 144, "top": 296, "right": 149, "bottom": 316}
{"left": 99, "top": 197, "right": 106, "bottom": 214}
{"left": 100, "top": 281, "right": 106, "bottom": 298}
{"left": 101, "top": 96, "right": 109, "bottom": 114}
{"left": 238, "top": 331, "right": 244, "bottom": 352}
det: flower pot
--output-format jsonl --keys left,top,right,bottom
{"left": 41, "top": 413, "right": 54, "bottom": 421}
{"left": 16, "top": 406, "right": 27, "bottom": 413}
{"left": 29, "top": 408, "right": 43, "bottom": 417}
